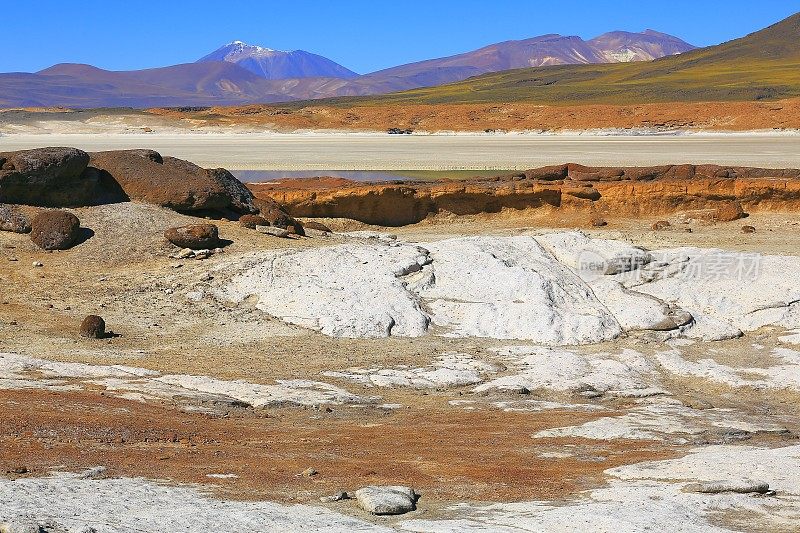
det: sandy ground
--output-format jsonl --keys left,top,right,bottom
{"left": 2, "top": 133, "right": 800, "bottom": 170}
{"left": 2, "top": 201, "right": 800, "bottom": 531}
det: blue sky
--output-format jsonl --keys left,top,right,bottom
{"left": 3, "top": 0, "right": 800, "bottom": 74}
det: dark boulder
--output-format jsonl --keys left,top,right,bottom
{"left": 0, "top": 204, "right": 31, "bottom": 233}
{"left": 254, "top": 196, "right": 296, "bottom": 228}
{"left": 80, "top": 315, "right": 106, "bottom": 339}
{"left": 0, "top": 147, "right": 93, "bottom": 206}
{"left": 164, "top": 224, "right": 220, "bottom": 250}
{"left": 30, "top": 210, "right": 81, "bottom": 250}
{"left": 87, "top": 150, "right": 258, "bottom": 216}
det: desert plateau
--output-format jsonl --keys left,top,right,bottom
{"left": 2, "top": 4, "right": 800, "bottom": 533}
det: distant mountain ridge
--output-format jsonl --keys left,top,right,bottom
{"left": 346, "top": 12, "right": 800, "bottom": 106}
{"left": 0, "top": 29, "right": 695, "bottom": 108}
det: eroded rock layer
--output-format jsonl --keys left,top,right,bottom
{"left": 250, "top": 164, "right": 800, "bottom": 226}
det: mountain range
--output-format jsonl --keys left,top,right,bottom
{"left": 0, "top": 30, "right": 694, "bottom": 108}
{"left": 354, "top": 12, "right": 800, "bottom": 106}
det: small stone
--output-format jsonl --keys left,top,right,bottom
{"left": 79, "top": 315, "right": 106, "bottom": 339}
{"left": 9, "top": 466, "right": 28, "bottom": 474}
{"left": 170, "top": 262, "right": 183, "bottom": 269}
{"left": 741, "top": 225, "right": 756, "bottom": 234}
{"left": 8, "top": 257, "right": 17, "bottom": 262}
{"left": 77, "top": 465, "right": 107, "bottom": 479}
{"left": 590, "top": 216, "right": 607, "bottom": 227}
{"left": 299, "top": 467, "right": 318, "bottom": 477}
{"left": 651, "top": 220, "right": 671, "bottom": 230}
{"left": 355, "top": 486, "right": 418, "bottom": 515}
{"left": 32, "top": 261, "right": 43, "bottom": 268}
{"left": 684, "top": 479, "right": 770, "bottom": 494}
{"left": 175, "top": 248, "right": 195, "bottom": 259}
{"left": 320, "top": 491, "right": 350, "bottom": 503}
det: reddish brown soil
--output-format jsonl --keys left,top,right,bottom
{"left": 0, "top": 388, "right": 672, "bottom": 504}
{"left": 149, "top": 99, "right": 800, "bottom": 132}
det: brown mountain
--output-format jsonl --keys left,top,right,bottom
{"left": 0, "top": 29, "right": 693, "bottom": 108}
{"left": 347, "top": 12, "right": 800, "bottom": 106}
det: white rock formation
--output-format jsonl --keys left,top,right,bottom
{"left": 0, "top": 474, "right": 392, "bottom": 533}
{"left": 400, "top": 445, "right": 800, "bottom": 532}
{"left": 218, "top": 244, "right": 431, "bottom": 338}
{"left": 215, "top": 232, "right": 800, "bottom": 344}
{"left": 0, "top": 353, "right": 367, "bottom": 408}
{"left": 474, "top": 347, "right": 662, "bottom": 397}
{"left": 416, "top": 236, "right": 622, "bottom": 343}
{"left": 324, "top": 352, "right": 499, "bottom": 389}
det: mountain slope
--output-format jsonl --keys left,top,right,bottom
{"left": 197, "top": 41, "right": 358, "bottom": 80}
{"left": 338, "top": 13, "right": 800, "bottom": 106}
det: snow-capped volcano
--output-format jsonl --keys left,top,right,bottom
{"left": 197, "top": 41, "right": 358, "bottom": 80}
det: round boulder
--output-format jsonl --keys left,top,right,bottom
{"left": 80, "top": 315, "right": 106, "bottom": 339}
{"left": 715, "top": 201, "right": 746, "bottom": 222}
{"left": 164, "top": 224, "right": 220, "bottom": 250}
{"left": 29, "top": 210, "right": 80, "bottom": 250}
{"left": 239, "top": 214, "right": 268, "bottom": 229}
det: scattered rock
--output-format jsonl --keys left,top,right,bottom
{"left": 354, "top": 486, "right": 418, "bottom": 515}
{"left": 651, "top": 220, "right": 671, "bottom": 230}
{"left": 320, "top": 491, "right": 350, "bottom": 503}
{"left": 164, "top": 224, "right": 220, "bottom": 250}
{"left": 684, "top": 479, "right": 771, "bottom": 494}
{"left": 8, "top": 466, "right": 28, "bottom": 474}
{"left": 256, "top": 225, "right": 289, "bottom": 238}
{"left": 0, "top": 205, "right": 31, "bottom": 233}
{"left": 590, "top": 216, "right": 607, "bottom": 227}
{"left": 742, "top": 225, "right": 756, "bottom": 233}
{"left": 32, "top": 261, "right": 43, "bottom": 268}
{"left": 77, "top": 465, "right": 107, "bottom": 479}
{"left": 715, "top": 201, "right": 746, "bottom": 222}
{"left": 80, "top": 315, "right": 106, "bottom": 339}
{"left": 303, "top": 220, "right": 333, "bottom": 233}
{"left": 238, "top": 214, "right": 268, "bottom": 229}
{"left": 299, "top": 467, "right": 318, "bottom": 477}
{"left": 29, "top": 210, "right": 81, "bottom": 250}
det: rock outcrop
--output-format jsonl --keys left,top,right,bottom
{"left": 87, "top": 150, "right": 257, "bottom": 216}
{"left": 0, "top": 147, "right": 93, "bottom": 207}
{"left": 29, "top": 210, "right": 81, "bottom": 250}
{"left": 250, "top": 163, "right": 800, "bottom": 226}
{"left": 0, "top": 147, "right": 264, "bottom": 218}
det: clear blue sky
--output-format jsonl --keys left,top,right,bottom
{"left": 3, "top": 0, "right": 800, "bottom": 74}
